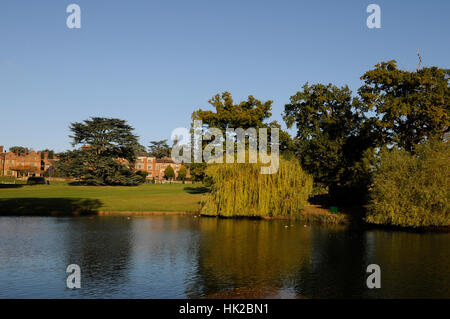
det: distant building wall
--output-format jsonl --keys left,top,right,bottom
{"left": 134, "top": 156, "right": 189, "bottom": 181}
{"left": 0, "top": 145, "right": 187, "bottom": 180}
{"left": 0, "top": 146, "right": 55, "bottom": 177}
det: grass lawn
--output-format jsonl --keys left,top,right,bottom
{"left": 0, "top": 183, "right": 208, "bottom": 215}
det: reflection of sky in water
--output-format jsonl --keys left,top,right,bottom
{"left": 0, "top": 216, "right": 448, "bottom": 298}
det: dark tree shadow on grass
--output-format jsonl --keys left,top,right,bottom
{"left": 184, "top": 186, "right": 210, "bottom": 194}
{"left": 0, "top": 198, "right": 102, "bottom": 216}
{"left": 0, "top": 184, "right": 24, "bottom": 189}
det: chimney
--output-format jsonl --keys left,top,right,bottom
{"left": 0, "top": 146, "right": 3, "bottom": 153}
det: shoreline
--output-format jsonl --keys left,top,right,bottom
{"left": 96, "top": 211, "right": 196, "bottom": 216}
{"left": 0, "top": 211, "right": 448, "bottom": 232}
{"left": 1, "top": 207, "right": 448, "bottom": 232}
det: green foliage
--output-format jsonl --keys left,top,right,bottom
{"left": 9, "top": 146, "right": 28, "bottom": 154}
{"left": 148, "top": 140, "right": 171, "bottom": 159}
{"left": 359, "top": 61, "right": 449, "bottom": 151}
{"left": 26, "top": 177, "right": 46, "bottom": 185}
{"left": 135, "top": 170, "right": 148, "bottom": 180}
{"left": 366, "top": 139, "right": 450, "bottom": 227}
{"left": 191, "top": 92, "right": 292, "bottom": 182}
{"left": 200, "top": 158, "right": 313, "bottom": 218}
{"left": 69, "top": 117, "right": 143, "bottom": 160}
{"left": 57, "top": 117, "right": 144, "bottom": 186}
{"left": 177, "top": 165, "right": 187, "bottom": 181}
{"left": 58, "top": 149, "right": 143, "bottom": 186}
{"left": 189, "top": 162, "right": 207, "bottom": 182}
{"left": 192, "top": 91, "right": 272, "bottom": 130}
{"left": 283, "top": 60, "right": 449, "bottom": 206}
{"left": 193, "top": 92, "right": 289, "bottom": 154}
{"left": 283, "top": 83, "right": 374, "bottom": 203}
{"left": 39, "top": 149, "right": 55, "bottom": 159}
{"left": 163, "top": 165, "right": 175, "bottom": 180}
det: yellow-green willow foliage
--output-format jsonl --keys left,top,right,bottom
{"left": 366, "top": 139, "right": 450, "bottom": 227}
{"left": 200, "top": 158, "right": 313, "bottom": 217}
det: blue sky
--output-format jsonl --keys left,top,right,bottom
{"left": 1, "top": 0, "right": 449, "bottom": 152}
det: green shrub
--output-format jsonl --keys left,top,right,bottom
{"left": 27, "top": 177, "right": 46, "bottom": 185}
{"left": 200, "top": 158, "right": 313, "bottom": 217}
{"left": 366, "top": 139, "right": 450, "bottom": 227}
{"left": 135, "top": 170, "right": 148, "bottom": 181}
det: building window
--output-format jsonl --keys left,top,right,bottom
{"left": 147, "top": 165, "right": 152, "bottom": 170}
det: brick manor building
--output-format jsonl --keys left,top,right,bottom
{"left": 133, "top": 156, "right": 189, "bottom": 181}
{"left": 0, "top": 145, "right": 188, "bottom": 181}
{"left": 0, "top": 146, "right": 55, "bottom": 177}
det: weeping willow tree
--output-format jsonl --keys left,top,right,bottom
{"left": 200, "top": 158, "right": 313, "bottom": 218}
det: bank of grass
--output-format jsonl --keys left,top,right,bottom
{"left": 0, "top": 180, "right": 349, "bottom": 224}
{"left": 0, "top": 183, "right": 207, "bottom": 215}
{"left": 296, "top": 205, "right": 349, "bottom": 224}
{"left": 0, "top": 176, "right": 26, "bottom": 184}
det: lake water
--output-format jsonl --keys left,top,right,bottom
{"left": 0, "top": 216, "right": 448, "bottom": 298}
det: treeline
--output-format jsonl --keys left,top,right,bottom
{"left": 193, "top": 60, "right": 449, "bottom": 227}
{"left": 52, "top": 59, "right": 449, "bottom": 227}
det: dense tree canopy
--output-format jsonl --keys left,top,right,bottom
{"left": 69, "top": 117, "right": 142, "bottom": 160}
{"left": 192, "top": 92, "right": 287, "bottom": 180}
{"left": 57, "top": 117, "right": 144, "bottom": 186}
{"left": 283, "top": 83, "right": 372, "bottom": 202}
{"left": 367, "top": 138, "right": 449, "bottom": 227}
{"left": 9, "top": 146, "right": 28, "bottom": 154}
{"left": 359, "top": 61, "right": 449, "bottom": 152}
{"left": 192, "top": 91, "right": 273, "bottom": 131}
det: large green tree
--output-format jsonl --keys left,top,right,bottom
{"left": 57, "top": 117, "right": 144, "bottom": 185}
{"left": 283, "top": 83, "right": 373, "bottom": 202}
{"left": 192, "top": 91, "right": 273, "bottom": 131}
{"left": 359, "top": 60, "right": 449, "bottom": 152}
{"left": 163, "top": 165, "right": 175, "bottom": 181}
{"left": 191, "top": 92, "right": 291, "bottom": 180}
